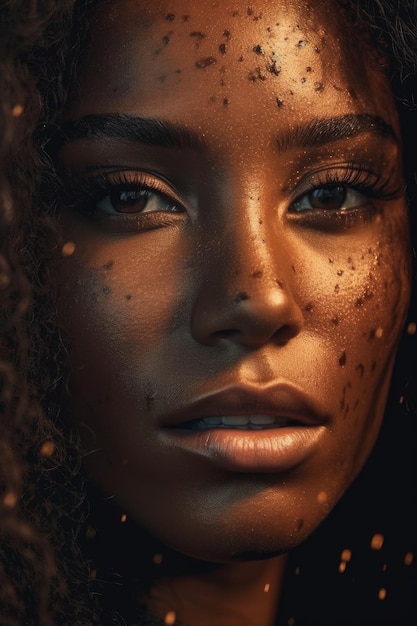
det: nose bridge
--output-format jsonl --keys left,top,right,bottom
{"left": 190, "top": 181, "right": 304, "bottom": 348}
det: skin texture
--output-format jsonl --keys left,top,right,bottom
{"left": 54, "top": 1, "right": 411, "bottom": 623}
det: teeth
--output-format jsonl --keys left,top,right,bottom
{"left": 222, "top": 416, "right": 250, "bottom": 426}
{"left": 187, "top": 415, "right": 292, "bottom": 430}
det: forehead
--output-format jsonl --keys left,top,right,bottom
{"left": 72, "top": 0, "right": 395, "bottom": 138}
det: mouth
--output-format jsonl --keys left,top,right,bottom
{"left": 159, "top": 383, "right": 329, "bottom": 473}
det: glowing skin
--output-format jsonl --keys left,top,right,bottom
{"left": 55, "top": 1, "right": 411, "bottom": 624}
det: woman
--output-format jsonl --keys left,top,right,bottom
{"left": 3, "top": 0, "right": 417, "bottom": 624}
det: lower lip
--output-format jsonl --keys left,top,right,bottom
{"left": 162, "top": 425, "right": 326, "bottom": 474}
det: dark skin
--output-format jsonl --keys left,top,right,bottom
{"left": 54, "top": 1, "right": 411, "bottom": 624}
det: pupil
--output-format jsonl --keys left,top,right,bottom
{"left": 309, "top": 186, "right": 346, "bottom": 210}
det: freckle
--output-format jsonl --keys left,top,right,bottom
{"left": 267, "top": 59, "right": 280, "bottom": 75}
{"left": 297, "top": 40, "right": 307, "bottom": 47}
{"left": 329, "top": 258, "right": 334, "bottom": 264}
{"left": 183, "top": 14, "right": 190, "bottom": 22}
{"left": 306, "top": 66, "right": 312, "bottom": 73}
{"left": 196, "top": 57, "right": 217, "bottom": 69}
{"left": 223, "top": 29, "right": 232, "bottom": 40}
{"left": 219, "top": 43, "right": 227, "bottom": 54}
{"left": 190, "top": 31, "right": 206, "bottom": 42}
{"left": 238, "top": 55, "right": 245, "bottom": 62}
{"left": 252, "top": 270, "right": 263, "bottom": 278}
{"left": 296, "top": 518, "right": 304, "bottom": 531}
{"left": 304, "top": 303, "right": 314, "bottom": 312}
{"left": 162, "top": 35, "right": 170, "bottom": 45}
{"left": 355, "top": 298, "right": 364, "bottom": 307}
{"left": 334, "top": 284, "right": 340, "bottom": 293}
{"left": 125, "top": 294, "right": 132, "bottom": 301}
{"left": 339, "top": 351, "right": 347, "bottom": 367}
{"left": 103, "top": 260, "right": 114, "bottom": 270}
{"left": 158, "top": 75, "right": 167, "bottom": 83}
{"left": 332, "top": 316, "right": 340, "bottom": 326}
{"left": 223, "top": 97, "right": 229, "bottom": 106}
{"left": 103, "top": 286, "right": 111, "bottom": 295}
{"left": 276, "top": 97, "right": 284, "bottom": 107}
{"left": 314, "top": 82, "right": 324, "bottom": 92}
{"left": 235, "top": 291, "right": 250, "bottom": 303}
{"left": 176, "top": 69, "right": 182, "bottom": 74}
{"left": 291, "top": 265, "right": 296, "bottom": 273}
{"left": 355, "top": 363, "right": 365, "bottom": 377}
{"left": 253, "top": 44, "right": 264, "bottom": 55}
{"left": 62, "top": 241, "right": 76, "bottom": 257}
{"left": 337, "top": 269, "right": 344, "bottom": 276}
{"left": 247, "top": 7, "right": 254, "bottom": 16}
{"left": 209, "top": 95, "right": 217, "bottom": 103}
{"left": 248, "top": 67, "right": 266, "bottom": 82}
{"left": 165, "top": 13, "right": 175, "bottom": 21}
{"left": 258, "top": 218, "right": 263, "bottom": 224}
{"left": 232, "top": 10, "right": 239, "bottom": 17}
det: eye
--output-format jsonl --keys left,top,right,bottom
{"left": 97, "top": 186, "right": 182, "bottom": 215}
{"left": 289, "top": 185, "right": 367, "bottom": 213}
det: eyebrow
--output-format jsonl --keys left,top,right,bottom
{"left": 57, "top": 112, "right": 398, "bottom": 153}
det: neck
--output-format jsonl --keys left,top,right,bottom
{"left": 141, "top": 555, "right": 288, "bottom": 626}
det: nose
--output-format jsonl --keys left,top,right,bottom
{"left": 190, "top": 213, "right": 304, "bottom": 350}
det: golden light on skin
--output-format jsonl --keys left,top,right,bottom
{"left": 378, "top": 588, "right": 387, "bottom": 601}
{"left": 407, "top": 321, "right": 417, "bottom": 335}
{"left": 371, "top": 534, "right": 385, "bottom": 550}
{"left": 62, "top": 241, "right": 76, "bottom": 257}
{"left": 164, "top": 611, "right": 176, "bottom": 625}
{"left": 264, "top": 583, "right": 271, "bottom": 593}
{"left": 11, "top": 104, "right": 24, "bottom": 117}
{"left": 40, "top": 440, "right": 56, "bottom": 458}
{"left": 3, "top": 492, "right": 18, "bottom": 509}
{"left": 404, "top": 552, "right": 414, "bottom": 566}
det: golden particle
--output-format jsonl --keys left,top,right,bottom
{"left": 378, "top": 588, "right": 387, "bottom": 601}
{"left": 62, "top": 241, "right": 76, "bottom": 257}
{"left": 338, "top": 561, "right": 347, "bottom": 573}
{"left": 404, "top": 552, "right": 414, "bottom": 566}
{"left": 264, "top": 583, "right": 271, "bottom": 593}
{"left": 12, "top": 104, "right": 24, "bottom": 117}
{"left": 153, "top": 553, "right": 164, "bottom": 565}
{"left": 317, "top": 491, "right": 328, "bottom": 504}
{"left": 120, "top": 514, "right": 127, "bottom": 523}
{"left": 3, "top": 492, "right": 18, "bottom": 508}
{"left": 40, "top": 440, "right": 56, "bottom": 458}
{"left": 375, "top": 327, "right": 384, "bottom": 338}
{"left": 341, "top": 549, "right": 352, "bottom": 562}
{"left": 407, "top": 322, "right": 417, "bottom": 335}
{"left": 164, "top": 612, "right": 176, "bottom": 625}
{"left": 371, "top": 533, "right": 384, "bottom": 550}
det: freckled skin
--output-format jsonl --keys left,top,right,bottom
{"left": 56, "top": 0, "right": 410, "bottom": 598}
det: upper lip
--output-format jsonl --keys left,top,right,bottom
{"left": 161, "top": 382, "right": 329, "bottom": 428}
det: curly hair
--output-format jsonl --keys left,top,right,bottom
{"left": 1, "top": 1, "right": 416, "bottom": 625}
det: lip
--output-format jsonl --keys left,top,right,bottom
{"left": 159, "top": 383, "right": 329, "bottom": 473}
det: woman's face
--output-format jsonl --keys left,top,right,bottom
{"left": 56, "top": 0, "right": 410, "bottom": 561}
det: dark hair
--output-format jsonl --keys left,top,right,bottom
{"left": 1, "top": 1, "right": 416, "bottom": 624}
